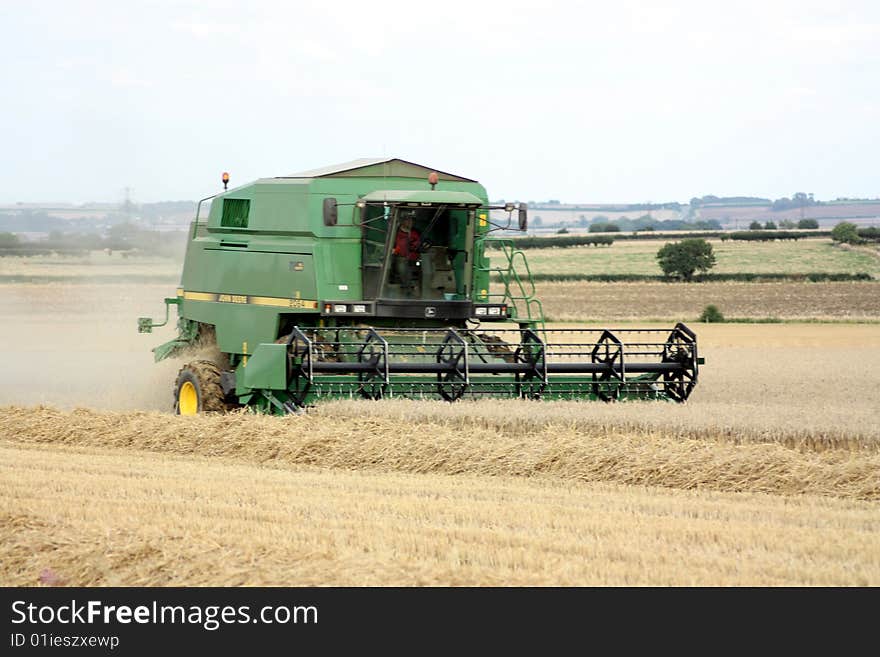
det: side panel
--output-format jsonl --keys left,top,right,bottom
{"left": 181, "top": 301, "right": 285, "bottom": 355}
{"left": 250, "top": 183, "right": 313, "bottom": 234}
{"left": 195, "top": 250, "right": 317, "bottom": 299}
{"left": 242, "top": 343, "right": 288, "bottom": 390}
{"left": 313, "top": 239, "right": 361, "bottom": 301}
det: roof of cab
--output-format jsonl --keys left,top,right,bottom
{"left": 276, "top": 158, "right": 477, "bottom": 183}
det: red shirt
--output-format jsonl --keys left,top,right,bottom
{"left": 393, "top": 228, "right": 420, "bottom": 261}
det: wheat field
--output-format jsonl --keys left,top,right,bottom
{"left": 2, "top": 415, "right": 878, "bottom": 586}
{"left": 2, "top": 332, "right": 879, "bottom": 588}
{"left": 1, "top": 265, "right": 879, "bottom": 586}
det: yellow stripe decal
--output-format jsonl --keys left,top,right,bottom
{"left": 182, "top": 290, "right": 318, "bottom": 309}
{"left": 249, "top": 296, "right": 319, "bottom": 309}
{"left": 176, "top": 287, "right": 184, "bottom": 297}
{"left": 183, "top": 291, "right": 217, "bottom": 302}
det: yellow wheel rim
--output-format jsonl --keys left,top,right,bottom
{"left": 178, "top": 381, "right": 198, "bottom": 415}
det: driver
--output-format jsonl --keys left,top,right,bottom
{"left": 392, "top": 212, "right": 421, "bottom": 296}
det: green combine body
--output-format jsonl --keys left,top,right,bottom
{"left": 139, "top": 158, "right": 700, "bottom": 414}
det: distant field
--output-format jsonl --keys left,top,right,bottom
{"left": 522, "top": 201, "right": 880, "bottom": 228}
{"left": 2, "top": 252, "right": 879, "bottom": 333}
{"left": 697, "top": 203, "right": 880, "bottom": 224}
{"left": 0, "top": 252, "right": 179, "bottom": 283}
{"left": 520, "top": 208, "right": 682, "bottom": 224}
{"left": 520, "top": 238, "right": 880, "bottom": 278}
{"left": 533, "top": 280, "right": 880, "bottom": 322}
{"left": 3, "top": 239, "right": 878, "bottom": 284}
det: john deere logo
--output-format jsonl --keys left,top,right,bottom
{"left": 425, "top": 307, "right": 437, "bottom": 318}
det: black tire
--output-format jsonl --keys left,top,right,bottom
{"left": 173, "top": 360, "right": 227, "bottom": 415}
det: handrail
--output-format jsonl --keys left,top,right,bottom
{"left": 192, "top": 192, "right": 219, "bottom": 240}
{"left": 477, "top": 237, "right": 545, "bottom": 329}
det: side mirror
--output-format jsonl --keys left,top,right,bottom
{"left": 323, "top": 198, "right": 338, "bottom": 226}
{"left": 518, "top": 203, "right": 528, "bottom": 231}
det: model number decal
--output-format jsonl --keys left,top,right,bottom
{"left": 218, "top": 294, "right": 248, "bottom": 304}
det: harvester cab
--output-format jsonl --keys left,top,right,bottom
{"left": 353, "top": 191, "right": 508, "bottom": 320}
{"left": 365, "top": 204, "right": 456, "bottom": 301}
{"left": 138, "top": 158, "right": 701, "bottom": 414}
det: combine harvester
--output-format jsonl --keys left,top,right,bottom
{"left": 139, "top": 159, "right": 702, "bottom": 414}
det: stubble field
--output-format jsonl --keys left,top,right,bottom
{"left": 536, "top": 280, "right": 880, "bottom": 321}
{"left": 1, "top": 254, "right": 878, "bottom": 586}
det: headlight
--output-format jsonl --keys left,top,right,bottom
{"left": 488, "top": 306, "right": 501, "bottom": 316}
{"left": 333, "top": 304, "right": 347, "bottom": 313}
{"left": 352, "top": 304, "right": 367, "bottom": 313}
{"left": 475, "top": 307, "right": 488, "bottom": 316}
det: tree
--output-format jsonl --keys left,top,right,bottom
{"left": 0, "top": 232, "right": 19, "bottom": 248}
{"left": 859, "top": 227, "right": 879, "bottom": 242}
{"left": 656, "top": 239, "right": 717, "bottom": 281}
{"left": 831, "top": 222, "right": 862, "bottom": 245}
{"left": 797, "top": 218, "right": 819, "bottom": 229}
{"left": 772, "top": 197, "right": 792, "bottom": 211}
{"left": 698, "top": 304, "right": 724, "bottom": 323}
{"left": 749, "top": 221, "right": 763, "bottom": 230}
{"left": 106, "top": 222, "right": 143, "bottom": 241}
{"left": 764, "top": 221, "right": 777, "bottom": 229}
{"left": 779, "top": 219, "right": 796, "bottom": 229}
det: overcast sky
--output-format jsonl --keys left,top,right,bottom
{"left": 1, "top": 0, "right": 878, "bottom": 204}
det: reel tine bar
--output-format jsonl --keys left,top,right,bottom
{"left": 356, "top": 328, "right": 390, "bottom": 400}
{"left": 515, "top": 328, "right": 547, "bottom": 399}
{"left": 662, "top": 323, "right": 698, "bottom": 402}
{"left": 286, "top": 326, "right": 314, "bottom": 405}
{"left": 590, "top": 329, "right": 625, "bottom": 402}
{"left": 436, "top": 328, "right": 469, "bottom": 401}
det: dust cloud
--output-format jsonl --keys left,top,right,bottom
{"left": 0, "top": 281, "right": 185, "bottom": 411}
